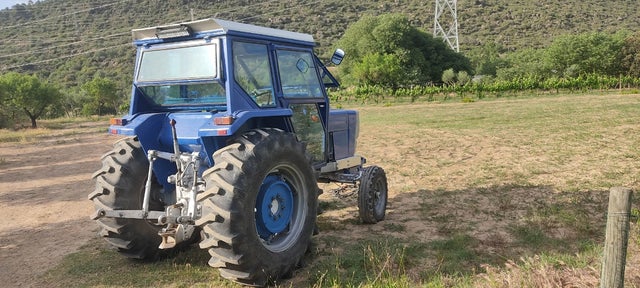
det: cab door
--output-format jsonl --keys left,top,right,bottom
{"left": 274, "top": 48, "right": 328, "bottom": 164}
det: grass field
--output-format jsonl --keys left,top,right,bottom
{"left": 0, "top": 116, "right": 109, "bottom": 143}
{"left": 34, "top": 92, "right": 640, "bottom": 287}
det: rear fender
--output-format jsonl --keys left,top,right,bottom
{"left": 198, "top": 108, "right": 293, "bottom": 137}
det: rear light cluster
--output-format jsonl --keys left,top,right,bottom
{"left": 109, "top": 118, "right": 128, "bottom": 126}
{"left": 214, "top": 116, "right": 234, "bottom": 125}
{"left": 108, "top": 117, "right": 233, "bottom": 135}
{"left": 213, "top": 116, "right": 233, "bottom": 136}
{"left": 109, "top": 118, "right": 128, "bottom": 134}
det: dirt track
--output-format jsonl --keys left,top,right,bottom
{"left": 0, "top": 130, "right": 115, "bottom": 287}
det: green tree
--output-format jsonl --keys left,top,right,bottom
{"left": 497, "top": 48, "right": 547, "bottom": 80}
{"left": 621, "top": 31, "right": 640, "bottom": 77}
{"left": 0, "top": 80, "right": 8, "bottom": 128}
{"left": 60, "top": 88, "right": 89, "bottom": 117}
{"left": 457, "top": 71, "right": 471, "bottom": 86}
{"left": 442, "top": 68, "right": 456, "bottom": 85}
{"left": 352, "top": 53, "right": 405, "bottom": 89}
{"left": 336, "top": 14, "right": 470, "bottom": 88}
{"left": 543, "top": 31, "right": 626, "bottom": 77}
{"left": 0, "top": 72, "right": 62, "bottom": 128}
{"left": 82, "top": 76, "right": 120, "bottom": 116}
{"left": 468, "top": 42, "right": 506, "bottom": 76}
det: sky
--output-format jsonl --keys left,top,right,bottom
{"left": 1, "top": 1, "right": 29, "bottom": 10}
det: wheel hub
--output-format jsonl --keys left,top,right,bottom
{"left": 256, "top": 175, "right": 294, "bottom": 239}
{"left": 269, "top": 198, "right": 280, "bottom": 215}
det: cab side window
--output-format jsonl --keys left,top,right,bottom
{"left": 276, "top": 50, "right": 323, "bottom": 98}
{"left": 233, "top": 42, "right": 275, "bottom": 107}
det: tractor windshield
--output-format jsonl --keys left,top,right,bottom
{"left": 137, "top": 42, "right": 219, "bottom": 81}
{"left": 135, "top": 41, "right": 226, "bottom": 108}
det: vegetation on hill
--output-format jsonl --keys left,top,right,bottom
{"left": 1, "top": 0, "right": 639, "bottom": 84}
{"left": 0, "top": 0, "right": 639, "bottom": 128}
{"left": 337, "top": 14, "right": 471, "bottom": 88}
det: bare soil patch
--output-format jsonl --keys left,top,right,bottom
{"left": 0, "top": 127, "right": 114, "bottom": 287}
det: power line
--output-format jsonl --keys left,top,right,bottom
{"left": 0, "top": 0, "right": 286, "bottom": 51}
{"left": 0, "top": 0, "right": 326, "bottom": 71}
{"left": 0, "top": 32, "right": 129, "bottom": 59}
{"left": 0, "top": 1, "right": 263, "bottom": 50}
{"left": 0, "top": 2, "right": 91, "bottom": 14}
{"left": 0, "top": 0, "right": 131, "bottom": 31}
{"left": 237, "top": 0, "right": 324, "bottom": 22}
{"left": 1, "top": 43, "right": 131, "bottom": 71}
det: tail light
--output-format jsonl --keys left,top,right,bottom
{"left": 109, "top": 118, "right": 128, "bottom": 126}
{"left": 214, "top": 116, "right": 234, "bottom": 125}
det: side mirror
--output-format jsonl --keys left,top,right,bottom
{"left": 330, "top": 49, "right": 345, "bottom": 65}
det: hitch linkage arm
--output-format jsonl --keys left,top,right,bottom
{"left": 90, "top": 149, "right": 177, "bottom": 221}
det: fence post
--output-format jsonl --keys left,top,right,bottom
{"left": 600, "top": 187, "right": 633, "bottom": 288}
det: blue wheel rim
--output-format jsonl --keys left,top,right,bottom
{"left": 256, "top": 175, "right": 294, "bottom": 240}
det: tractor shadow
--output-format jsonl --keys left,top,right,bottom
{"left": 314, "top": 183, "right": 611, "bottom": 280}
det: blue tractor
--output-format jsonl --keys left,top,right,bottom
{"left": 89, "top": 18, "right": 387, "bottom": 286}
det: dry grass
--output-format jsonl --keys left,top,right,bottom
{"left": 475, "top": 256, "right": 600, "bottom": 288}
{"left": 0, "top": 128, "right": 54, "bottom": 143}
{"left": 314, "top": 93, "right": 640, "bottom": 287}
{"left": 0, "top": 116, "right": 109, "bottom": 143}
{"left": 356, "top": 93, "right": 640, "bottom": 192}
{"left": 475, "top": 221, "right": 640, "bottom": 288}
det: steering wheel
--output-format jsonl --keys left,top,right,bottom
{"left": 251, "top": 89, "right": 273, "bottom": 106}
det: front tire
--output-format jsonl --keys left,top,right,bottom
{"left": 358, "top": 166, "right": 388, "bottom": 224}
{"left": 196, "top": 129, "right": 318, "bottom": 286}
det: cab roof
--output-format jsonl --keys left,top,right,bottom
{"left": 132, "top": 18, "right": 315, "bottom": 46}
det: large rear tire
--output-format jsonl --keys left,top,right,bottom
{"left": 88, "top": 137, "right": 165, "bottom": 259}
{"left": 196, "top": 129, "right": 318, "bottom": 286}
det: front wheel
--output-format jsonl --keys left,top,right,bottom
{"left": 358, "top": 166, "right": 388, "bottom": 224}
{"left": 196, "top": 129, "right": 318, "bottom": 286}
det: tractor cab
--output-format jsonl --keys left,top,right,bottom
{"left": 110, "top": 19, "right": 354, "bottom": 172}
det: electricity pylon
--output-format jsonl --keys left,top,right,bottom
{"left": 433, "top": 0, "right": 459, "bottom": 52}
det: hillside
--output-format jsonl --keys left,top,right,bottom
{"left": 0, "top": 0, "right": 639, "bottom": 91}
